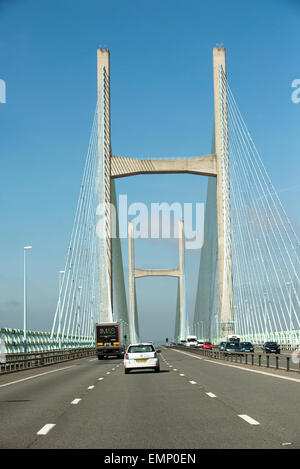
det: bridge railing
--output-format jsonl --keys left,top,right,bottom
{"left": 0, "top": 347, "right": 96, "bottom": 375}
{"left": 0, "top": 327, "right": 94, "bottom": 354}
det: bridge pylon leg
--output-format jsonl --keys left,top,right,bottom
{"left": 212, "top": 47, "right": 234, "bottom": 338}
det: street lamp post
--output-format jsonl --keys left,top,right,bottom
{"left": 244, "top": 299, "right": 250, "bottom": 341}
{"left": 58, "top": 270, "right": 65, "bottom": 349}
{"left": 77, "top": 286, "right": 82, "bottom": 341}
{"left": 286, "top": 282, "right": 292, "bottom": 344}
{"left": 23, "top": 246, "right": 32, "bottom": 354}
{"left": 264, "top": 291, "right": 268, "bottom": 343}
{"left": 91, "top": 296, "right": 95, "bottom": 343}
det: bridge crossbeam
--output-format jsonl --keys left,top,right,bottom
{"left": 110, "top": 154, "right": 217, "bottom": 179}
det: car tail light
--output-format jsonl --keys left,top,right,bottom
{"left": 125, "top": 353, "right": 129, "bottom": 359}
{"left": 154, "top": 352, "right": 157, "bottom": 358}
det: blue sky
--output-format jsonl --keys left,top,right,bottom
{"left": 0, "top": 0, "right": 299, "bottom": 341}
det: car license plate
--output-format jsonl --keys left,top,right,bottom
{"left": 137, "top": 359, "right": 147, "bottom": 362}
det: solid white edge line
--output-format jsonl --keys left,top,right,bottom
{"left": 0, "top": 365, "right": 75, "bottom": 389}
{"left": 238, "top": 414, "right": 260, "bottom": 425}
{"left": 37, "top": 424, "right": 56, "bottom": 435}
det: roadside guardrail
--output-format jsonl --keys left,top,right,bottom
{"left": 0, "top": 347, "right": 96, "bottom": 375}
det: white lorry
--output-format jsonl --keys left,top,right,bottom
{"left": 185, "top": 335, "right": 198, "bottom": 347}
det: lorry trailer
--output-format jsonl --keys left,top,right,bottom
{"left": 95, "top": 322, "right": 125, "bottom": 359}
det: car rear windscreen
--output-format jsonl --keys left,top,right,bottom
{"left": 128, "top": 345, "right": 154, "bottom": 353}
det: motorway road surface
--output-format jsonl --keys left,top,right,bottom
{"left": 0, "top": 347, "right": 300, "bottom": 449}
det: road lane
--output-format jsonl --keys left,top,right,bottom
{"left": 0, "top": 356, "right": 122, "bottom": 448}
{"left": 1, "top": 349, "right": 298, "bottom": 449}
{"left": 164, "top": 347, "right": 300, "bottom": 448}
{"left": 30, "top": 356, "right": 279, "bottom": 449}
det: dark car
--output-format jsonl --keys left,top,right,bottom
{"left": 263, "top": 342, "right": 280, "bottom": 354}
{"left": 239, "top": 342, "right": 254, "bottom": 353}
{"left": 224, "top": 341, "right": 241, "bottom": 352}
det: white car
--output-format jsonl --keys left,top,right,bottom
{"left": 185, "top": 335, "right": 198, "bottom": 347}
{"left": 124, "top": 343, "right": 160, "bottom": 374}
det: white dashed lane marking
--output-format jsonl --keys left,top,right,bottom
{"left": 37, "top": 424, "right": 56, "bottom": 435}
{"left": 206, "top": 392, "right": 217, "bottom": 398}
{"left": 238, "top": 414, "right": 260, "bottom": 425}
{"left": 71, "top": 398, "right": 82, "bottom": 405}
{"left": 87, "top": 386, "right": 95, "bottom": 390}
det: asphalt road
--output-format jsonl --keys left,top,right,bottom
{"left": 0, "top": 348, "right": 300, "bottom": 449}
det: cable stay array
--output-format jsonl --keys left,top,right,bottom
{"left": 219, "top": 68, "right": 300, "bottom": 343}
{"left": 51, "top": 107, "right": 101, "bottom": 347}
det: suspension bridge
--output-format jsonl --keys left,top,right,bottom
{"left": 1, "top": 47, "right": 299, "bottom": 354}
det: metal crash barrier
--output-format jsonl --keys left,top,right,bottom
{"left": 0, "top": 348, "right": 96, "bottom": 375}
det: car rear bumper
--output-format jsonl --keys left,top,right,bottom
{"left": 124, "top": 359, "right": 159, "bottom": 369}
